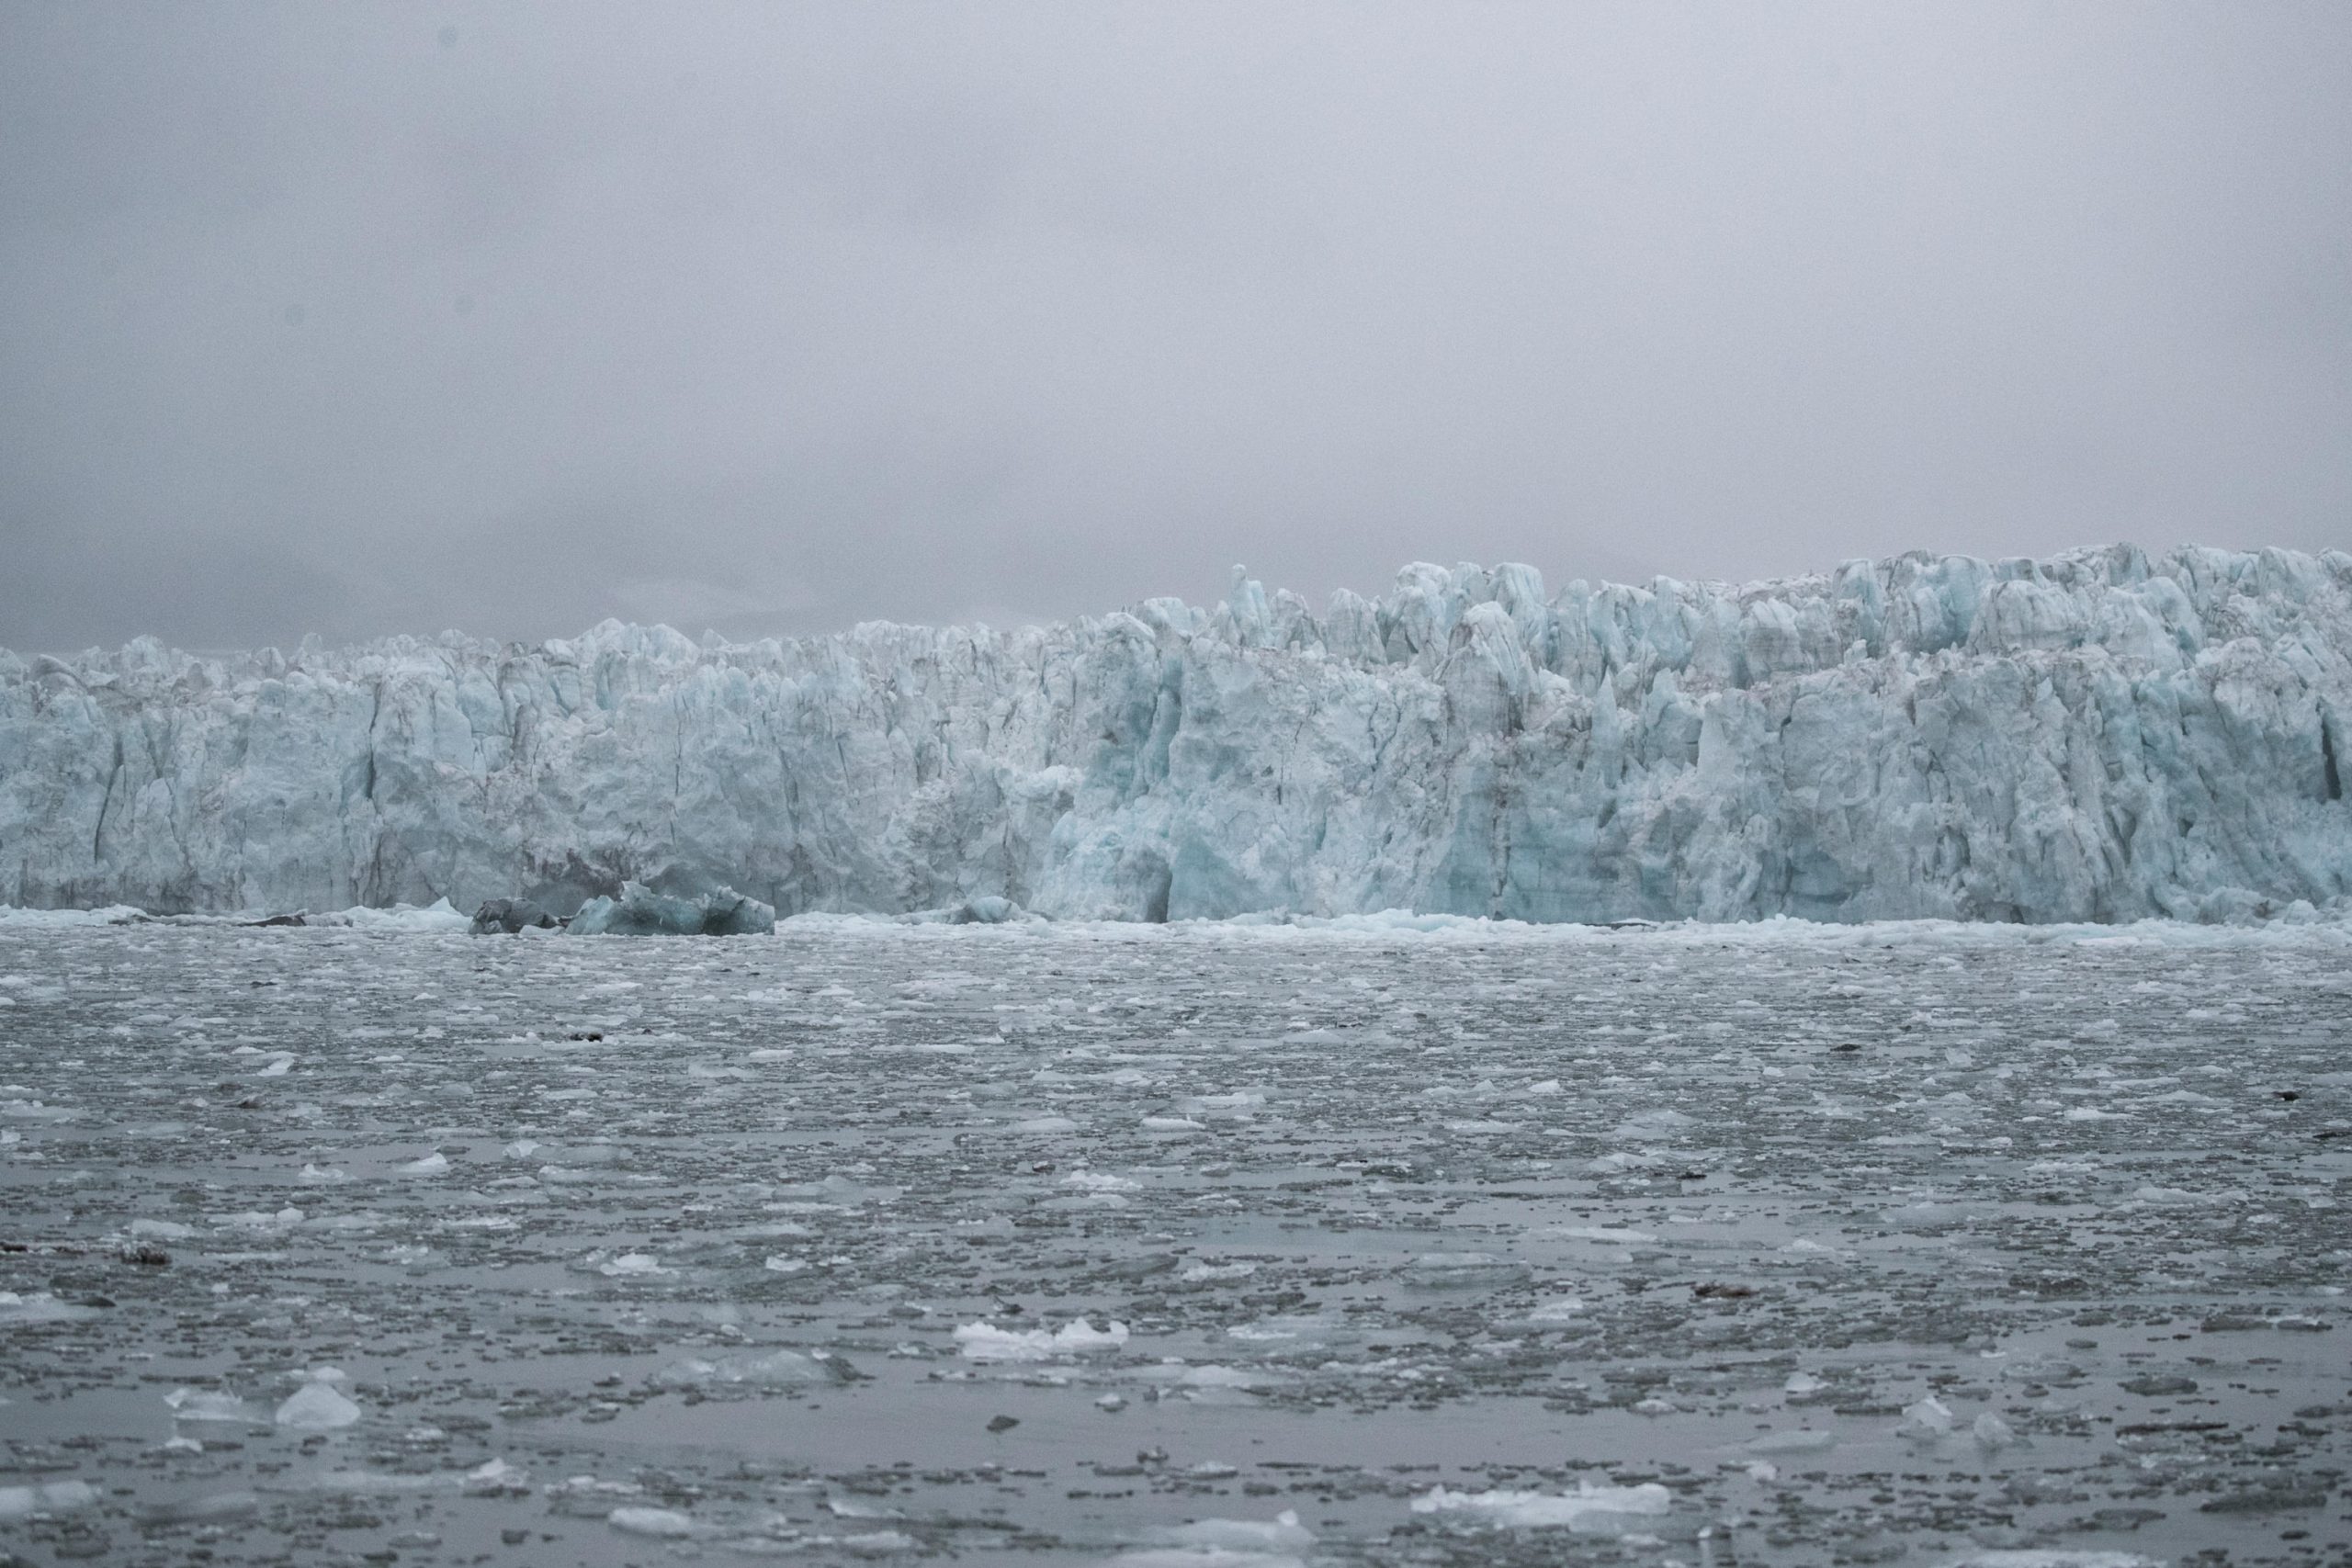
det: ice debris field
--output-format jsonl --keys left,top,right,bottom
{"left": 1, "top": 913, "right": 2349, "bottom": 1566}
{"left": 2, "top": 544, "right": 2347, "bottom": 927}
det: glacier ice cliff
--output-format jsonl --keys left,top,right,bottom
{"left": 3, "top": 544, "right": 2348, "bottom": 925}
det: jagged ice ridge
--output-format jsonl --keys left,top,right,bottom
{"left": 3, "top": 544, "right": 2348, "bottom": 925}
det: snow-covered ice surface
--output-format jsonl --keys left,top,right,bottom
{"left": 4, "top": 918, "right": 2350, "bottom": 1565}
{"left": 5, "top": 545, "right": 2348, "bottom": 924}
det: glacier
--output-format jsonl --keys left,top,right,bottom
{"left": 1, "top": 543, "right": 2346, "bottom": 925}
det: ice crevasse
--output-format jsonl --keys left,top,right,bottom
{"left": 2, "top": 544, "right": 2347, "bottom": 925}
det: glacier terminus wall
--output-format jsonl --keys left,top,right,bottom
{"left": 3, "top": 544, "right": 2348, "bottom": 925}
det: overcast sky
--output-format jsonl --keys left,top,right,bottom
{"left": 2, "top": 3, "right": 2346, "bottom": 651}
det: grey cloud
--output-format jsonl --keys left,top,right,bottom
{"left": 2, "top": 2, "right": 2346, "bottom": 652}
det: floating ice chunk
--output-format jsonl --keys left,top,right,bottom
{"left": 0, "top": 1480, "right": 99, "bottom": 1519}
{"left": 1012, "top": 1115, "right": 1080, "bottom": 1134}
{"left": 1142, "top": 1115, "right": 1204, "bottom": 1132}
{"left": 166, "top": 1387, "right": 260, "bottom": 1424}
{"left": 838, "top": 1529, "right": 920, "bottom": 1554}
{"left": 400, "top": 1152, "right": 449, "bottom": 1175}
{"left": 313, "top": 898, "right": 470, "bottom": 931}
{"left": 274, "top": 1369, "right": 362, "bottom": 1430}
{"left": 1525, "top": 1296, "right": 1584, "bottom": 1322}
{"left": 1525, "top": 1078, "right": 1564, "bottom": 1096}
{"left": 1947, "top": 1553, "right": 2162, "bottom": 1568}
{"left": 1107, "top": 1551, "right": 1305, "bottom": 1568}
{"left": 571, "top": 882, "right": 774, "bottom": 937}
{"left": 1549, "top": 1225, "right": 1657, "bottom": 1245}
{"left": 954, "top": 1317, "right": 1129, "bottom": 1361}
{"left": 1972, "top": 1411, "right": 2020, "bottom": 1451}
{"left": 597, "top": 1252, "right": 672, "bottom": 1278}
{"left": 1745, "top": 1429, "right": 1838, "bottom": 1455}
{"left": 608, "top": 1506, "right": 699, "bottom": 1537}
{"left": 1410, "top": 1482, "right": 1672, "bottom": 1530}
{"left": 1404, "top": 1253, "right": 1531, "bottom": 1287}
{"left": 129, "top": 1217, "right": 195, "bottom": 1240}
{"left": 652, "top": 1348, "right": 841, "bottom": 1389}
{"left": 1062, "top": 1170, "right": 1139, "bottom": 1191}
{"left": 956, "top": 895, "right": 1025, "bottom": 924}
{"left": 1611, "top": 1109, "right": 1694, "bottom": 1138}
{"left": 1181, "top": 1261, "right": 1256, "bottom": 1282}
{"left": 137, "top": 1489, "right": 259, "bottom": 1523}
{"left": 1170, "top": 1512, "right": 1312, "bottom": 1551}
{"left": 462, "top": 1458, "right": 526, "bottom": 1495}
{"left": 1901, "top": 1394, "right": 1956, "bottom": 1436}
{"left": 1144, "top": 1511, "right": 1315, "bottom": 1558}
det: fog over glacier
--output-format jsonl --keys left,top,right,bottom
{"left": 5, "top": 543, "right": 2346, "bottom": 925}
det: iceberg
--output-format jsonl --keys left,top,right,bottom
{"left": 1, "top": 545, "right": 2346, "bottom": 925}
{"left": 567, "top": 881, "right": 775, "bottom": 936}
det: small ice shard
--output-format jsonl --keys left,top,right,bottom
{"left": 274, "top": 1369, "right": 362, "bottom": 1430}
